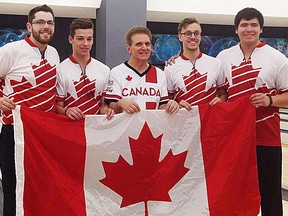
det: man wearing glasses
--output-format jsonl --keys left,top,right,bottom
{"left": 164, "top": 17, "right": 227, "bottom": 110}
{"left": 0, "top": 4, "right": 59, "bottom": 215}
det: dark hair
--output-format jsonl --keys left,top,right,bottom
{"left": 125, "top": 26, "right": 152, "bottom": 46}
{"left": 234, "top": 7, "right": 264, "bottom": 29}
{"left": 178, "top": 17, "right": 200, "bottom": 33}
{"left": 28, "top": 4, "right": 54, "bottom": 23}
{"left": 69, "top": 18, "right": 94, "bottom": 38}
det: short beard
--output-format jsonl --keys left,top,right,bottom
{"left": 31, "top": 28, "right": 54, "bottom": 45}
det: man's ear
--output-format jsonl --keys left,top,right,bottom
{"left": 68, "top": 35, "right": 73, "bottom": 44}
{"left": 26, "top": 22, "right": 32, "bottom": 33}
{"left": 127, "top": 45, "right": 131, "bottom": 54}
{"left": 178, "top": 33, "right": 183, "bottom": 42}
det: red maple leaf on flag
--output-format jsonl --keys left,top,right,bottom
{"left": 100, "top": 122, "right": 189, "bottom": 216}
{"left": 126, "top": 75, "right": 132, "bottom": 81}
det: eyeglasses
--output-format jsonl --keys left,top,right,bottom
{"left": 31, "top": 19, "right": 55, "bottom": 27}
{"left": 180, "top": 31, "right": 201, "bottom": 38}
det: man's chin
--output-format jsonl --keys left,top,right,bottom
{"left": 38, "top": 37, "right": 53, "bottom": 45}
{"left": 188, "top": 46, "right": 198, "bottom": 51}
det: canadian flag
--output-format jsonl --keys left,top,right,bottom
{"left": 13, "top": 97, "right": 260, "bottom": 216}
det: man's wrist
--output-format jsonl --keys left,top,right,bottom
{"left": 268, "top": 95, "right": 273, "bottom": 107}
{"left": 64, "top": 107, "right": 68, "bottom": 115}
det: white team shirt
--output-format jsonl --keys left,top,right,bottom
{"left": 0, "top": 36, "right": 60, "bottom": 124}
{"left": 105, "top": 62, "right": 169, "bottom": 110}
{"left": 56, "top": 55, "right": 110, "bottom": 115}
{"left": 217, "top": 41, "right": 288, "bottom": 146}
{"left": 164, "top": 53, "right": 226, "bottom": 105}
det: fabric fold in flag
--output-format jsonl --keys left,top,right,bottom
{"left": 13, "top": 96, "right": 260, "bottom": 216}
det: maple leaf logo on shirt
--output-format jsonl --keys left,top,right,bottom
{"left": 65, "top": 75, "right": 96, "bottom": 100}
{"left": 65, "top": 75, "right": 101, "bottom": 114}
{"left": 174, "top": 70, "right": 214, "bottom": 106}
{"left": 126, "top": 75, "right": 132, "bottom": 81}
{"left": 2, "top": 59, "right": 57, "bottom": 124}
{"left": 100, "top": 122, "right": 189, "bottom": 216}
{"left": 73, "top": 76, "right": 96, "bottom": 98}
{"left": 228, "top": 59, "right": 262, "bottom": 101}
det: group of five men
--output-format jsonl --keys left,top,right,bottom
{"left": 0, "top": 3, "right": 287, "bottom": 216}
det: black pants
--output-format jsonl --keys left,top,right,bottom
{"left": 0, "top": 125, "right": 16, "bottom": 216}
{"left": 257, "top": 146, "right": 283, "bottom": 216}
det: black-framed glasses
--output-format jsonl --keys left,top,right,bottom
{"left": 31, "top": 19, "right": 55, "bottom": 27}
{"left": 180, "top": 30, "right": 201, "bottom": 38}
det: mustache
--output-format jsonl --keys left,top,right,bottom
{"left": 39, "top": 29, "right": 52, "bottom": 34}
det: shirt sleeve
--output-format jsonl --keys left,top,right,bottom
{"left": 276, "top": 59, "right": 288, "bottom": 93}
{"left": 159, "top": 69, "right": 169, "bottom": 105}
{"left": 163, "top": 65, "right": 175, "bottom": 94}
{"left": 56, "top": 67, "right": 66, "bottom": 101}
{"left": 0, "top": 45, "right": 13, "bottom": 78}
{"left": 216, "top": 59, "right": 227, "bottom": 89}
{"left": 102, "top": 67, "right": 111, "bottom": 93}
{"left": 105, "top": 68, "right": 123, "bottom": 102}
